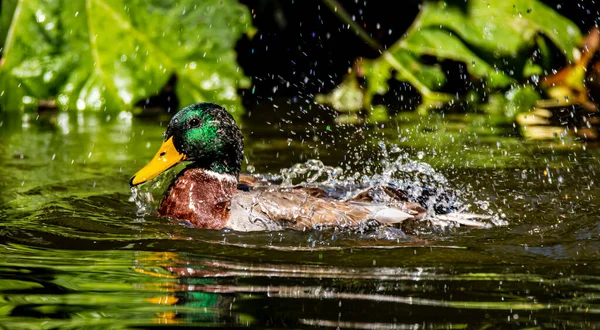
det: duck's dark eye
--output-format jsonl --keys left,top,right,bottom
{"left": 189, "top": 118, "right": 200, "bottom": 128}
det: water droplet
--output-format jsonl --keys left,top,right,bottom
{"left": 35, "top": 10, "right": 46, "bottom": 23}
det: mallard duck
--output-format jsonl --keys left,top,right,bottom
{"left": 130, "top": 103, "right": 491, "bottom": 231}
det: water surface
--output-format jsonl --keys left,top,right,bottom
{"left": 1, "top": 109, "right": 600, "bottom": 328}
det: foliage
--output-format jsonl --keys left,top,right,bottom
{"left": 0, "top": 0, "right": 253, "bottom": 115}
{"left": 318, "top": 0, "right": 583, "bottom": 118}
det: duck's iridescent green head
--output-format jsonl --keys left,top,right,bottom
{"left": 130, "top": 103, "right": 243, "bottom": 186}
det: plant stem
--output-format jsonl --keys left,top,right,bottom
{"left": 321, "top": 0, "right": 381, "bottom": 51}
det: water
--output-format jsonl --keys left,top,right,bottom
{"left": 1, "top": 109, "right": 600, "bottom": 328}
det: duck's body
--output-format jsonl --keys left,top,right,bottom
{"left": 158, "top": 168, "right": 426, "bottom": 231}
{"left": 131, "top": 103, "right": 490, "bottom": 232}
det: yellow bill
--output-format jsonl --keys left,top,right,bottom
{"left": 130, "top": 137, "right": 186, "bottom": 186}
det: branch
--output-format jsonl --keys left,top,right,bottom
{"left": 321, "top": 0, "right": 381, "bottom": 51}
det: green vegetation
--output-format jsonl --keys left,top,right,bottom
{"left": 0, "top": 0, "right": 594, "bottom": 128}
{"left": 0, "top": 0, "right": 253, "bottom": 115}
{"left": 317, "top": 0, "right": 585, "bottom": 121}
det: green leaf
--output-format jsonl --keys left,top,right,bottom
{"left": 411, "top": 1, "right": 580, "bottom": 63}
{"left": 314, "top": 73, "right": 363, "bottom": 113}
{"left": 402, "top": 0, "right": 582, "bottom": 86}
{"left": 483, "top": 85, "right": 541, "bottom": 118}
{"left": 0, "top": 279, "right": 43, "bottom": 291}
{"left": 392, "top": 51, "right": 448, "bottom": 90}
{"left": 401, "top": 28, "right": 514, "bottom": 88}
{"left": 0, "top": 0, "right": 252, "bottom": 114}
{"left": 0, "top": 0, "right": 18, "bottom": 49}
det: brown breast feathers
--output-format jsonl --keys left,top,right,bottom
{"left": 159, "top": 168, "right": 237, "bottom": 229}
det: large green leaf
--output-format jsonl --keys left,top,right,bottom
{"left": 410, "top": 1, "right": 581, "bottom": 62}
{"left": 0, "top": 0, "right": 252, "bottom": 114}
{"left": 0, "top": 1, "right": 18, "bottom": 47}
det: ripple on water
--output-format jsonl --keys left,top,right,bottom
{"left": 2, "top": 111, "right": 600, "bottom": 328}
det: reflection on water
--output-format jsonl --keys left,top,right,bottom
{"left": 1, "top": 110, "right": 600, "bottom": 328}
{"left": 2, "top": 244, "right": 600, "bottom": 328}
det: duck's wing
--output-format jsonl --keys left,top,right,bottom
{"left": 346, "top": 186, "right": 409, "bottom": 202}
{"left": 251, "top": 189, "right": 372, "bottom": 229}
{"left": 346, "top": 186, "right": 427, "bottom": 220}
{"left": 346, "top": 186, "right": 496, "bottom": 229}
{"left": 229, "top": 188, "right": 416, "bottom": 230}
{"left": 227, "top": 191, "right": 284, "bottom": 231}
{"left": 228, "top": 186, "right": 495, "bottom": 231}
{"left": 237, "top": 173, "right": 270, "bottom": 191}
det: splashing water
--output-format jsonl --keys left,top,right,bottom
{"left": 271, "top": 142, "right": 461, "bottom": 214}
{"left": 130, "top": 186, "right": 155, "bottom": 216}
{"left": 273, "top": 154, "right": 506, "bottom": 229}
{"left": 130, "top": 163, "right": 186, "bottom": 216}
{"left": 274, "top": 154, "right": 463, "bottom": 215}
